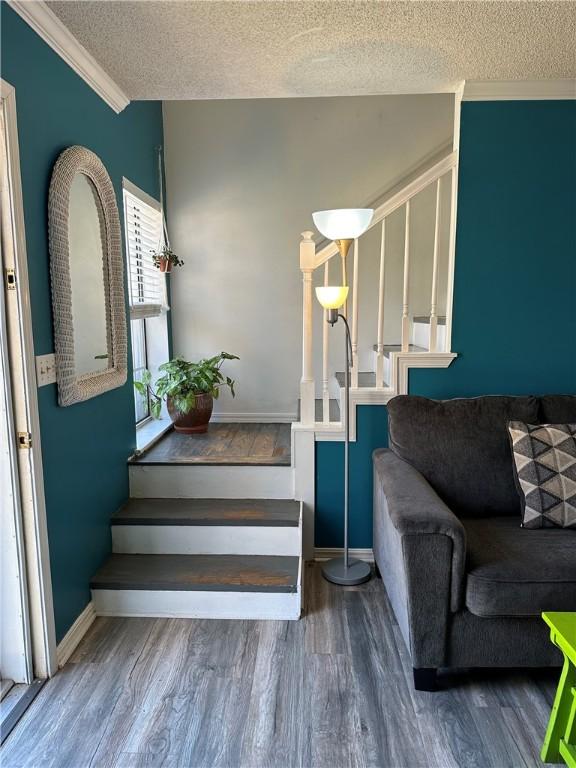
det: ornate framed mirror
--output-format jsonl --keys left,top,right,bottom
{"left": 48, "top": 145, "right": 127, "bottom": 406}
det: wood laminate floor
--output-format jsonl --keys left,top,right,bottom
{"left": 1, "top": 564, "right": 557, "bottom": 768}
{"left": 130, "top": 424, "right": 291, "bottom": 467}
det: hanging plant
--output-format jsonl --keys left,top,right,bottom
{"left": 151, "top": 245, "right": 184, "bottom": 273}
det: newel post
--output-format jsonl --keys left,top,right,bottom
{"left": 300, "top": 231, "right": 316, "bottom": 425}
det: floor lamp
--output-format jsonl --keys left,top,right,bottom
{"left": 313, "top": 208, "right": 374, "bottom": 586}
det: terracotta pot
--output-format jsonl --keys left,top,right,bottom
{"left": 167, "top": 393, "right": 213, "bottom": 434}
{"left": 158, "top": 257, "right": 172, "bottom": 273}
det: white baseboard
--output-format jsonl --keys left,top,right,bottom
{"left": 56, "top": 601, "right": 96, "bottom": 667}
{"left": 210, "top": 412, "right": 296, "bottom": 423}
{"left": 314, "top": 548, "right": 374, "bottom": 562}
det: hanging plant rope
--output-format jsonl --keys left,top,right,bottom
{"left": 151, "top": 146, "right": 183, "bottom": 272}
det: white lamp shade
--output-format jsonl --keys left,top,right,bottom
{"left": 312, "top": 208, "right": 374, "bottom": 240}
{"left": 315, "top": 286, "right": 349, "bottom": 310}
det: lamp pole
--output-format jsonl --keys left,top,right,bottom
{"left": 322, "top": 309, "right": 371, "bottom": 587}
{"left": 311, "top": 209, "right": 374, "bottom": 586}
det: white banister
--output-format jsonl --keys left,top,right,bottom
{"left": 322, "top": 261, "right": 330, "bottom": 423}
{"left": 375, "top": 218, "right": 386, "bottom": 387}
{"left": 313, "top": 151, "right": 457, "bottom": 270}
{"left": 401, "top": 200, "right": 411, "bottom": 353}
{"left": 351, "top": 238, "right": 359, "bottom": 387}
{"left": 300, "top": 231, "right": 316, "bottom": 425}
{"left": 429, "top": 177, "right": 442, "bottom": 352}
{"left": 298, "top": 151, "right": 458, "bottom": 421}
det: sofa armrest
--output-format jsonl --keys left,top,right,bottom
{"left": 373, "top": 448, "right": 467, "bottom": 668}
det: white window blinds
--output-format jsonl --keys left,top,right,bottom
{"left": 123, "top": 179, "right": 164, "bottom": 320}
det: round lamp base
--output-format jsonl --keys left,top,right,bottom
{"left": 321, "top": 556, "right": 372, "bottom": 586}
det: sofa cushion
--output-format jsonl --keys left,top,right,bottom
{"left": 539, "top": 394, "right": 576, "bottom": 424}
{"left": 387, "top": 395, "right": 539, "bottom": 517}
{"left": 509, "top": 421, "right": 576, "bottom": 529}
{"left": 463, "top": 516, "right": 576, "bottom": 617}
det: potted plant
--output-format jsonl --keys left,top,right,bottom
{"left": 134, "top": 352, "right": 239, "bottom": 434}
{"left": 151, "top": 245, "right": 184, "bottom": 273}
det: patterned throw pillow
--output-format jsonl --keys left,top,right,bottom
{"left": 508, "top": 422, "right": 576, "bottom": 528}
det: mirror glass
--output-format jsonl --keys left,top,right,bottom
{"left": 68, "top": 173, "right": 109, "bottom": 376}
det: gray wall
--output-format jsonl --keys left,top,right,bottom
{"left": 164, "top": 94, "right": 453, "bottom": 417}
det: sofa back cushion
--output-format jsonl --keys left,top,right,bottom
{"left": 539, "top": 394, "right": 576, "bottom": 424}
{"left": 387, "top": 395, "right": 539, "bottom": 517}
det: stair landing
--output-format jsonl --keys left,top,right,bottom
{"left": 130, "top": 423, "right": 291, "bottom": 466}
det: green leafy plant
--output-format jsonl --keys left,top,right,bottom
{"left": 134, "top": 353, "right": 239, "bottom": 419}
{"left": 151, "top": 245, "right": 184, "bottom": 269}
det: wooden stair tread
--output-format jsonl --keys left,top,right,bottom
{"left": 335, "top": 371, "right": 376, "bottom": 388}
{"left": 130, "top": 423, "right": 291, "bottom": 467}
{"left": 91, "top": 554, "right": 299, "bottom": 593}
{"left": 112, "top": 498, "right": 300, "bottom": 527}
{"left": 413, "top": 315, "right": 446, "bottom": 325}
{"left": 371, "top": 344, "right": 427, "bottom": 355}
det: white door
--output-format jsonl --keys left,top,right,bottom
{"left": 0, "top": 258, "right": 32, "bottom": 684}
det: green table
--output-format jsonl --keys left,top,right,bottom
{"left": 542, "top": 612, "right": 576, "bottom": 767}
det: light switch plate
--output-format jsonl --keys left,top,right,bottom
{"left": 36, "top": 353, "right": 56, "bottom": 386}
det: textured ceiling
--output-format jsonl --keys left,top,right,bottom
{"left": 47, "top": 1, "right": 576, "bottom": 100}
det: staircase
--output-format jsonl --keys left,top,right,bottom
{"left": 91, "top": 151, "right": 460, "bottom": 620}
{"left": 91, "top": 426, "right": 302, "bottom": 620}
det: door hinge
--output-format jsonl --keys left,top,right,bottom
{"left": 5, "top": 268, "right": 16, "bottom": 291}
{"left": 17, "top": 432, "right": 32, "bottom": 449}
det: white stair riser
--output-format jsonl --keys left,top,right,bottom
{"left": 91, "top": 588, "right": 301, "bottom": 620}
{"left": 129, "top": 465, "right": 294, "bottom": 499}
{"left": 112, "top": 524, "right": 301, "bottom": 556}
{"left": 412, "top": 321, "right": 446, "bottom": 350}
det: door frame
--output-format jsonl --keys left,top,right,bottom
{"left": 0, "top": 255, "right": 32, "bottom": 683}
{"left": 1, "top": 78, "right": 57, "bottom": 678}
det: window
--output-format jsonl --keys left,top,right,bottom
{"left": 122, "top": 179, "right": 169, "bottom": 426}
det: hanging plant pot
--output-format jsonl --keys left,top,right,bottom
{"left": 151, "top": 245, "right": 184, "bottom": 273}
{"left": 167, "top": 393, "right": 213, "bottom": 434}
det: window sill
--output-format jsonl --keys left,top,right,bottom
{"left": 135, "top": 416, "right": 172, "bottom": 455}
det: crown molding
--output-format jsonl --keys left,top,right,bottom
{"left": 463, "top": 80, "right": 576, "bottom": 102}
{"left": 8, "top": 0, "right": 130, "bottom": 113}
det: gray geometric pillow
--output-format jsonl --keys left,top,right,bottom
{"left": 508, "top": 421, "right": 576, "bottom": 528}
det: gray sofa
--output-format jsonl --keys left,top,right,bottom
{"left": 373, "top": 394, "right": 576, "bottom": 691}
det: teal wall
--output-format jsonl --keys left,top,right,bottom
{"left": 316, "top": 100, "right": 576, "bottom": 548}
{"left": 1, "top": 5, "right": 164, "bottom": 640}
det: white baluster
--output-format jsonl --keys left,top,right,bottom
{"left": 401, "top": 200, "right": 411, "bottom": 353}
{"left": 375, "top": 219, "right": 386, "bottom": 387}
{"left": 322, "top": 261, "right": 330, "bottom": 423}
{"left": 429, "top": 177, "right": 442, "bottom": 352}
{"left": 300, "top": 231, "right": 315, "bottom": 425}
{"left": 351, "top": 237, "right": 359, "bottom": 387}
{"left": 445, "top": 165, "right": 458, "bottom": 353}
